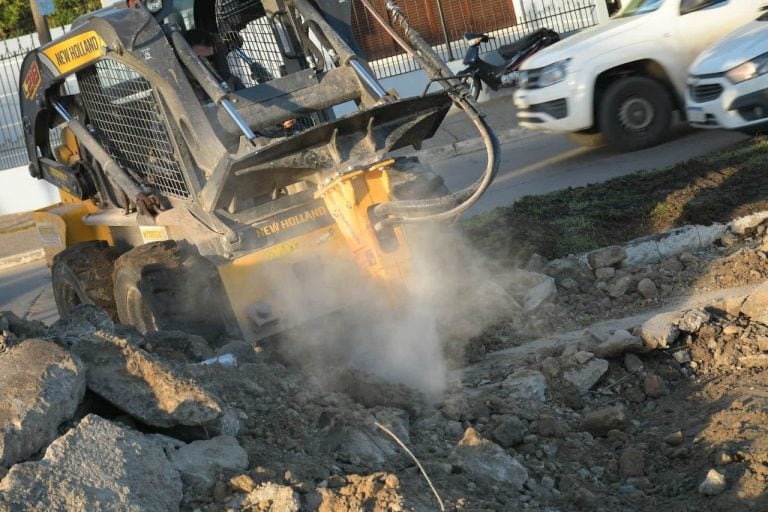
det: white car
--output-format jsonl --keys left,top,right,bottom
{"left": 686, "top": 13, "right": 768, "bottom": 131}
{"left": 513, "top": 0, "right": 764, "bottom": 151}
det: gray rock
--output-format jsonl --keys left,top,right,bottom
{"left": 540, "top": 356, "right": 561, "bottom": 379}
{"left": 564, "top": 358, "right": 609, "bottom": 394}
{"left": 594, "top": 267, "right": 616, "bottom": 280}
{"left": 142, "top": 330, "right": 214, "bottom": 363}
{"left": 581, "top": 406, "right": 626, "bottom": 437}
{"left": 560, "top": 277, "right": 580, "bottom": 291}
{"left": 698, "top": 469, "right": 726, "bottom": 496}
{"left": 643, "top": 374, "right": 668, "bottom": 398}
{"left": 619, "top": 448, "right": 645, "bottom": 477}
{"left": 523, "top": 274, "right": 557, "bottom": 312}
{"left": 672, "top": 350, "right": 692, "bottom": 364}
{"left": 588, "top": 246, "right": 627, "bottom": 270}
{"left": 0, "top": 415, "right": 182, "bottom": 512}
{"left": 637, "top": 278, "right": 658, "bottom": 299}
{"left": 492, "top": 415, "right": 527, "bottom": 448}
{"left": 677, "top": 309, "right": 710, "bottom": 333}
{"left": 325, "top": 408, "right": 409, "bottom": 466}
{"left": 740, "top": 282, "right": 768, "bottom": 325}
{"left": 608, "top": 275, "right": 633, "bottom": 298}
{"left": 593, "top": 330, "right": 643, "bottom": 358}
{"left": 624, "top": 353, "right": 644, "bottom": 374}
{"left": 70, "top": 329, "right": 223, "bottom": 428}
{"left": 663, "top": 431, "right": 684, "bottom": 446}
{"left": 168, "top": 436, "right": 248, "bottom": 491}
{"left": 451, "top": 428, "right": 528, "bottom": 489}
{"left": 0, "top": 339, "right": 85, "bottom": 468}
{"left": 638, "top": 312, "right": 681, "bottom": 350}
{"left": 0, "top": 312, "right": 46, "bottom": 353}
{"left": 661, "top": 257, "right": 684, "bottom": 272}
{"left": 502, "top": 369, "right": 548, "bottom": 402}
{"left": 573, "top": 350, "right": 594, "bottom": 365}
{"left": 233, "top": 483, "right": 300, "bottom": 511}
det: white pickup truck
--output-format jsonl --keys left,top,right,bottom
{"left": 513, "top": 0, "right": 765, "bottom": 151}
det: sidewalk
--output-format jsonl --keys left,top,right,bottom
{"left": 0, "top": 89, "right": 524, "bottom": 269}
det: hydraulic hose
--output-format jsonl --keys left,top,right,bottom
{"left": 357, "top": 0, "right": 499, "bottom": 225}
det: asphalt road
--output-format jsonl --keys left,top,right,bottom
{"left": 0, "top": 124, "right": 747, "bottom": 321}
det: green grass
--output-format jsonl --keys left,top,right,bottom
{"left": 462, "top": 137, "right": 768, "bottom": 262}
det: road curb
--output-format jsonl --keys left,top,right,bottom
{"left": 420, "top": 126, "right": 535, "bottom": 162}
{"left": 0, "top": 249, "right": 45, "bottom": 271}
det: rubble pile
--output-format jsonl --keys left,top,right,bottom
{"left": 2, "top": 220, "right": 768, "bottom": 510}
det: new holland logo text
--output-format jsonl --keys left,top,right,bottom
{"left": 255, "top": 206, "right": 328, "bottom": 238}
{"left": 53, "top": 35, "right": 100, "bottom": 68}
{"left": 42, "top": 31, "right": 105, "bottom": 74}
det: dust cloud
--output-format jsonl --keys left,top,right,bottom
{"left": 273, "top": 224, "right": 521, "bottom": 401}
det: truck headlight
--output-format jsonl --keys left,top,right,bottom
{"left": 538, "top": 59, "right": 570, "bottom": 88}
{"left": 726, "top": 52, "right": 768, "bottom": 84}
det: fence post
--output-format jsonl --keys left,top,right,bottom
{"left": 30, "top": 0, "right": 52, "bottom": 44}
{"left": 434, "top": 0, "right": 455, "bottom": 61}
{"left": 594, "top": 0, "right": 611, "bottom": 24}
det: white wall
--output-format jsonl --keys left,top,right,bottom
{"left": 0, "top": 166, "right": 60, "bottom": 215}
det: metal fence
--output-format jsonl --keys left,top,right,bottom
{"left": 0, "top": 35, "right": 38, "bottom": 171}
{"left": 359, "top": 0, "right": 599, "bottom": 79}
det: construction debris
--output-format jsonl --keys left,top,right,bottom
{"left": 0, "top": 339, "right": 85, "bottom": 468}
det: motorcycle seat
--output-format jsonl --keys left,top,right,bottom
{"left": 497, "top": 28, "right": 556, "bottom": 59}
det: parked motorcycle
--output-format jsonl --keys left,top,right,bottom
{"left": 458, "top": 27, "right": 560, "bottom": 100}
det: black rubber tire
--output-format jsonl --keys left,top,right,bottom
{"left": 599, "top": 76, "right": 673, "bottom": 152}
{"left": 567, "top": 129, "right": 606, "bottom": 148}
{"left": 113, "top": 241, "right": 230, "bottom": 341}
{"left": 469, "top": 77, "right": 482, "bottom": 101}
{"left": 51, "top": 241, "right": 119, "bottom": 320}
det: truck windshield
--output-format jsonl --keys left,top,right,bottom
{"left": 617, "top": 0, "right": 664, "bottom": 17}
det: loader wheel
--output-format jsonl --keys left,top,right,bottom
{"left": 599, "top": 76, "right": 672, "bottom": 152}
{"left": 113, "top": 241, "right": 230, "bottom": 342}
{"left": 51, "top": 241, "right": 119, "bottom": 320}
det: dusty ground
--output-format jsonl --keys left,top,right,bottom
{"left": 2, "top": 138, "right": 768, "bottom": 511}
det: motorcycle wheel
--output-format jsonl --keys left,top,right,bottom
{"left": 468, "top": 77, "right": 482, "bottom": 100}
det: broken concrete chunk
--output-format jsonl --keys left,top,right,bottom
{"left": 638, "top": 312, "right": 680, "bottom": 350}
{"left": 587, "top": 245, "right": 627, "bottom": 270}
{"left": 48, "top": 305, "right": 116, "bottom": 347}
{"left": 698, "top": 469, "right": 727, "bottom": 496}
{"left": 593, "top": 330, "right": 643, "bottom": 358}
{"left": 0, "top": 339, "right": 85, "bottom": 468}
{"left": 581, "top": 406, "right": 626, "bottom": 437}
{"left": 0, "top": 415, "right": 182, "bottom": 512}
{"left": 168, "top": 435, "right": 248, "bottom": 491}
{"left": 608, "top": 275, "right": 633, "bottom": 298}
{"left": 142, "top": 330, "right": 214, "bottom": 363}
{"left": 0, "top": 312, "right": 47, "bottom": 352}
{"left": 740, "top": 282, "right": 768, "bottom": 326}
{"left": 70, "top": 330, "right": 223, "bottom": 428}
{"left": 522, "top": 273, "right": 557, "bottom": 312}
{"left": 502, "top": 369, "right": 548, "bottom": 402}
{"left": 677, "top": 309, "right": 710, "bottom": 333}
{"left": 450, "top": 428, "right": 528, "bottom": 489}
{"left": 564, "top": 358, "right": 609, "bottom": 394}
{"left": 637, "top": 278, "right": 658, "bottom": 299}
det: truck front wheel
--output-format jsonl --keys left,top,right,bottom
{"left": 599, "top": 76, "right": 672, "bottom": 152}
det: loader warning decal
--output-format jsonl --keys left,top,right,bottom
{"left": 22, "top": 62, "right": 41, "bottom": 99}
{"left": 42, "top": 31, "right": 105, "bottom": 74}
{"left": 36, "top": 222, "right": 63, "bottom": 248}
{"left": 140, "top": 226, "right": 170, "bottom": 244}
